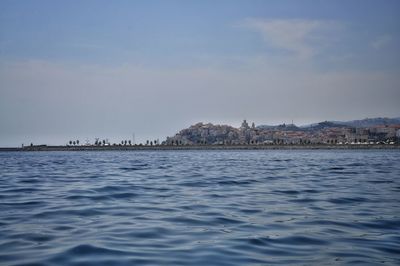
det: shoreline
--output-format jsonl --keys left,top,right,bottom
{"left": 0, "top": 144, "right": 399, "bottom": 152}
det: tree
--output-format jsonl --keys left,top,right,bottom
{"left": 150, "top": 141, "right": 153, "bottom": 146}
{"left": 128, "top": 140, "right": 132, "bottom": 145}
{"left": 69, "top": 140, "right": 72, "bottom": 146}
{"left": 146, "top": 140, "right": 149, "bottom": 146}
{"left": 73, "top": 141, "right": 76, "bottom": 145}
{"left": 76, "top": 140, "right": 79, "bottom": 145}
{"left": 103, "top": 139, "right": 106, "bottom": 145}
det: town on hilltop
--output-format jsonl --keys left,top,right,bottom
{"left": 19, "top": 117, "right": 400, "bottom": 149}
{"left": 165, "top": 118, "right": 400, "bottom": 146}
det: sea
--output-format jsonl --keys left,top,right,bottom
{"left": 0, "top": 150, "right": 399, "bottom": 265}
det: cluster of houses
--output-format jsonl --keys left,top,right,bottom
{"left": 165, "top": 120, "right": 400, "bottom": 145}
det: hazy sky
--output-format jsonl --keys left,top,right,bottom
{"left": 1, "top": 0, "right": 399, "bottom": 146}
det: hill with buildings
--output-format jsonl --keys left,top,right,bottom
{"left": 165, "top": 118, "right": 400, "bottom": 145}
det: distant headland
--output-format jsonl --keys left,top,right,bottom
{"left": 2, "top": 117, "right": 400, "bottom": 151}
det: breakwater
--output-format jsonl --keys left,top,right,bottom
{"left": 1, "top": 144, "right": 399, "bottom": 152}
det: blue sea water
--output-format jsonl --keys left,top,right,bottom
{"left": 0, "top": 150, "right": 399, "bottom": 265}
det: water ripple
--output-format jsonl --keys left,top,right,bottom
{"left": 0, "top": 150, "right": 399, "bottom": 265}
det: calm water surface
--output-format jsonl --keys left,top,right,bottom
{"left": 0, "top": 150, "right": 399, "bottom": 265}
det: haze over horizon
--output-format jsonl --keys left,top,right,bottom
{"left": 1, "top": 0, "right": 399, "bottom": 146}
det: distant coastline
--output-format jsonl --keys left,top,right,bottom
{"left": 6, "top": 117, "right": 399, "bottom": 150}
{"left": 1, "top": 144, "right": 399, "bottom": 152}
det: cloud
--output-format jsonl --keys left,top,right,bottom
{"left": 370, "top": 35, "right": 392, "bottom": 50}
{"left": 240, "top": 18, "right": 339, "bottom": 59}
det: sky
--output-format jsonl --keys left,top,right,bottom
{"left": 0, "top": 0, "right": 399, "bottom": 146}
